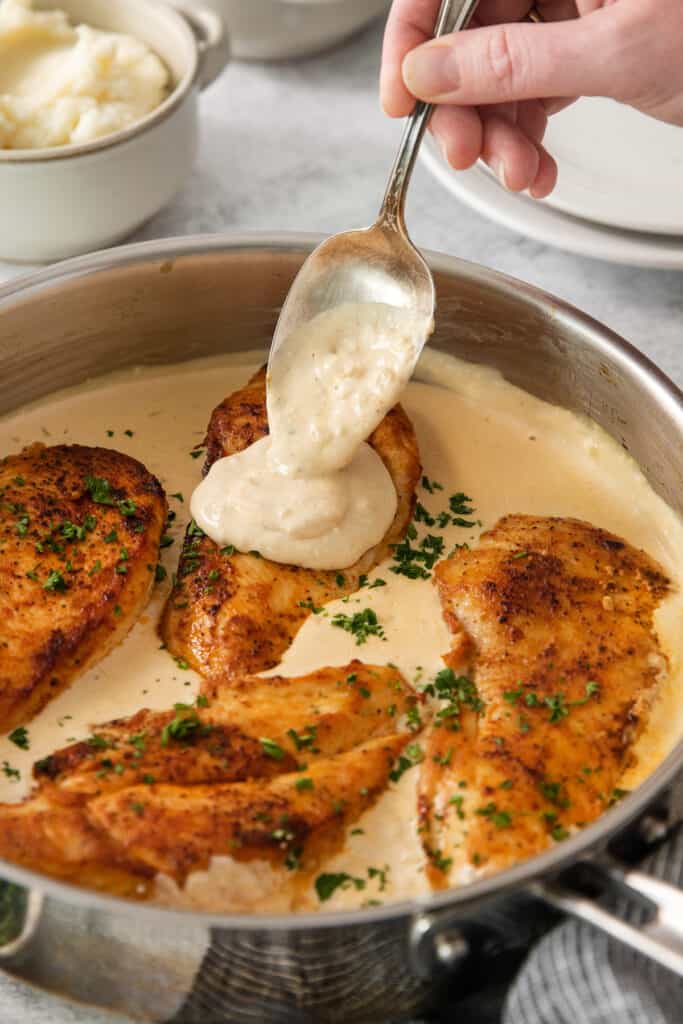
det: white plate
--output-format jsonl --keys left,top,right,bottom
{"left": 421, "top": 134, "right": 683, "bottom": 269}
{"left": 542, "top": 98, "right": 683, "bottom": 235}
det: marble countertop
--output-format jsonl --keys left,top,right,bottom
{"left": 1, "top": 18, "right": 682, "bottom": 387}
{"left": 0, "top": 15, "right": 681, "bottom": 1024}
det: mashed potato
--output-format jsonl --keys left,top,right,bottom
{"left": 0, "top": 0, "right": 169, "bottom": 149}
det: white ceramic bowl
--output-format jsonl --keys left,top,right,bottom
{"left": 197, "top": 0, "right": 389, "bottom": 61}
{"left": 0, "top": 0, "right": 229, "bottom": 262}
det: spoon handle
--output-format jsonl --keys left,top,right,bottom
{"left": 379, "top": 0, "right": 481, "bottom": 229}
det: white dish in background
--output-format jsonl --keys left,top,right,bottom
{"left": 421, "top": 133, "right": 683, "bottom": 270}
{"left": 0, "top": 0, "right": 229, "bottom": 263}
{"left": 541, "top": 98, "right": 683, "bottom": 235}
{"left": 194, "top": 0, "right": 389, "bottom": 61}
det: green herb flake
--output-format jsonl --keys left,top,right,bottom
{"left": 260, "top": 737, "right": 286, "bottom": 760}
{"left": 331, "top": 608, "right": 385, "bottom": 645}
{"left": 315, "top": 872, "right": 366, "bottom": 902}
{"left": 2, "top": 761, "right": 20, "bottom": 782}
{"left": 8, "top": 727, "right": 29, "bottom": 750}
{"left": 43, "top": 570, "right": 67, "bottom": 593}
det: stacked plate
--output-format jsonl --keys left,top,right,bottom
{"left": 421, "top": 97, "right": 683, "bottom": 268}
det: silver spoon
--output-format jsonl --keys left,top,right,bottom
{"left": 268, "top": 0, "right": 481, "bottom": 367}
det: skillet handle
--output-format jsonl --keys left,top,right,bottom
{"left": 534, "top": 867, "right": 683, "bottom": 977}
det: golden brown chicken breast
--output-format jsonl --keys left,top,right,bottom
{"left": 0, "top": 444, "right": 166, "bottom": 733}
{"left": 421, "top": 515, "right": 670, "bottom": 882}
{"left": 34, "top": 662, "right": 417, "bottom": 798}
{"left": 0, "top": 664, "right": 416, "bottom": 895}
{"left": 87, "top": 733, "right": 410, "bottom": 881}
{"left": 160, "top": 367, "right": 421, "bottom": 680}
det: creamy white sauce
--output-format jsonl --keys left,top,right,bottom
{"left": 0, "top": 0, "right": 168, "bottom": 150}
{"left": 192, "top": 302, "right": 430, "bottom": 570}
{"left": 1, "top": 348, "right": 682, "bottom": 914}
{"left": 192, "top": 436, "right": 397, "bottom": 570}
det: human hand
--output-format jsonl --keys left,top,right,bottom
{"left": 380, "top": 0, "right": 683, "bottom": 198}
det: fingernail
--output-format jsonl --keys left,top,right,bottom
{"left": 490, "top": 158, "right": 510, "bottom": 191}
{"left": 403, "top": 43, "right": 459, "bottom": 99}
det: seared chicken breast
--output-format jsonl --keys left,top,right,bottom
{"left": 0, "top": 444, "right": 166, "bottom": 733}
{"left": 34, "top": 662, "right": 417, "bottom": 798}
{"left": 88, "top": 734, "right": 410, "bottom": 881}
{"left": 160, "top": 367, "right": 421, "bottom": 680}
{"left": 0, "top": 664, "right": 416, "bottom": 895}
{"left": 421, "top": 515, "right": 670, "bottom": 882}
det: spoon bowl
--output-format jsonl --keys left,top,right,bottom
{"left": 268, "top": 0, "right": 480, "bottom": 368}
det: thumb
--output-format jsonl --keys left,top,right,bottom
{"left": 402, "top": 10, "right": 623, "bottom": 106}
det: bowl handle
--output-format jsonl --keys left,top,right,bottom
{"left": 170, "top": 1, "right": 231, "bottom": 91}
{"left": 533, "top": 863, "right": 683, "bottom": 976}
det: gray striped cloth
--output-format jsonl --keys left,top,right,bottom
{"left": 504, "top": 826, "right": 683, "bottom": 1024}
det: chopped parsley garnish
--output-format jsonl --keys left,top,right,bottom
{"left": 2, "top": 761, "right": 20, "bottom": 781}
{"left": 367, "top": 865, "right": 389, "bottom": 891}
{"left": 44, "top": 570, "right": 67, "bottom": 592}
{"left": 335, "top": 573, "right": 345, "bottom": 587}
{"left": 511, "top": 550, "right": 529, "bottom": 560}
{"left": 154, "top": 564, "right": 167, "bottom": 582}
{"left": 390, "top": 532, "right": 444, "bottom": 580}
{"left": 104, "top": 529, "right": 117, "bottom": 544}
{"left": 389, "top": 742, "right": 423, "bottom": 782}
{"left": 449, "top": 794, "right": 465, "bottom": 819}
{"left": 538, "top": 779, "right": 570, "bottom": 809}
{"left": 406, "top": 706, "right": 422, "bottom": 732}
{"left": 421, "top": 475, "right": 443, "bottom": 494}
{"left": 85, "top": 475, "right": 115, "bottom": 505}
{"left": 331, "top": 608, "right": 385, "bottom": 645}
{"left": 130, "top": 801, "right": 145, "bottom": 817}
{"left": 448, "top": 492, "right": 476, "bottom": 527}
{"left": 295, "top": 777, "right": 314, "bottom": 791}
{"left": 427, "top": 849, "right": 453, "bottom": 873}
{"left": 89, "top": 560, "right": 102, "bottom": 576}
{"left": 174, "top": 656, "right": 190, "bottom": 671}
{"left": 286, "top": 725, "right": 318, "bottom": 752}
{"left": 8, "top": 727, "right": 29, "bottom": 750}
{"left": 422, "top": 667, "right": 484, "bottom": 730}
{"left": 432, "top": 748, "right": 453, "bottom": 767}
{"left": 190, "top": 448, "right": 205, "bottom": 459}
{"left": 551, "top": 825, "right": 570, "bottom": 841}
{"left": 221, "top": 544, "right": 235, "bottom": 556}
{"left": 124, "top": 429, "right": 134, "bottom": 438}
{"left": 160, "top": 704, "right": 211, "bottom": 746}
{"left": 87, "top": 734, "right": 112, "bottom": 750}
{"left": 159, "top": 534, "right": 174, "bottom": 549}
{"left": 15, "top": 514, "right": 29, "bottom": 536}
{"left": 298, "top": 598, "right": 323, "bottom": 613}
{"left": 475, "top": 802, "right": 512, "bottom": 829}
{"left": 609, "top": 787, "right": 629, "bottom": 806}
{"left": 196, "top": 694, "right": 209, "bottom": 708}
{"left": 315, "top": 872, "right": 366, "bottom": 902}
{"left": 260, "top": 737, "right": 286, "bottom": 760}
{"left": 117, "top": 499, "right": 137, "bottom": 517}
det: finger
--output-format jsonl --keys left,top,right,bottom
{"left": 543, "top": 97, "right": 576, "bottom": 115}
{"left": 516, "top": 99, "right": 548, "bottom": 143}
{"left": 381, "top": 0, "right": 442, "bottom": 116}
{"left": 529, "top": 144, "right": 559, "bottom": 198}
{"left": 429, "top": 104, "right": 483, "bottom": 169}
{"left": 402, "top": 8, "right": 623, "bottom": 106}
{"left": 481, "top": 112, "right": 540, "bottom": 192}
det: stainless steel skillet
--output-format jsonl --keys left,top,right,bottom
{"left": 0, "top": 233, "right": 681, "bottom": 1022}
